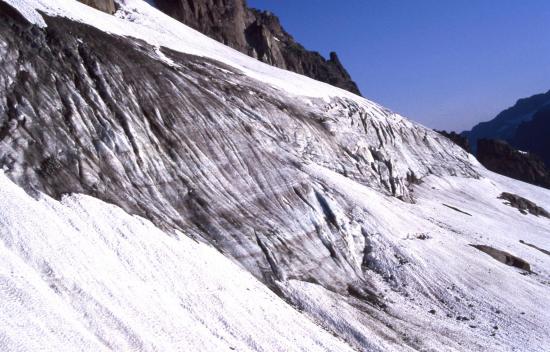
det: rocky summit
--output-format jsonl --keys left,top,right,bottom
{"left": 153, "top": 0, "right": 362, "bottom": 95}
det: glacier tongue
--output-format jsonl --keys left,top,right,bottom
{"left": 0, "top": 1, "right": 549, "bottom": 351}
{"left": 0, "top": 5, "right": 477, "bottom": 296}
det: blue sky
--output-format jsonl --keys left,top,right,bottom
{"left": 247, "top": 0, "right": 550, "bottom": 132}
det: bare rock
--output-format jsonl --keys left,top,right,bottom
{"left": 498, "top": 192, "right": 550, "bottom": 218}
{"left": 470, "top": 245, "right": 531, "bottom": 272}
{"left": 476, "top": 139, "right": 550, "bottom": 189}
{"left": 435, "top": 130, "right": 470, "bottom": 153}
{"left": 153, "top": 0, "right": 361, "bottom": 95}
{"left": 77, "top": 0, "right": 116, "bottom": 14}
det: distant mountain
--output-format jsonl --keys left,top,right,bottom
{"left": 152, "top": 0, "right": 362, "bottom": 95}
{"left": 460, "top": 90, "right": 550, "bottom": 188}
{"left": 513, "top": 105, "right": 550, "bottom": 167}
{"left": 463, "top": 90, "right": 550, "bottom": 152}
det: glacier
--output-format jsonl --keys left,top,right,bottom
{"left": 0, "top": 0, "right": 549, "bottom": 351}
{"left": 0, "top": 172, "right": 355, "bottom": 351}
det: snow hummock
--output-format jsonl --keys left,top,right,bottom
{"left": 0, "top": 172, "right": 354, "bottom": 351}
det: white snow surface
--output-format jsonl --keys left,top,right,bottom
{"left": 2, "top": 163, "right": 549, "bottom": 352}
{"left": 0, "top": 172, "right": 355, "bottom": 352}
{"left": 294, "top": 164, "right": 550, "bottom": 351}
{"left": 2, "top": 1, "right": 550, "bottom": 351}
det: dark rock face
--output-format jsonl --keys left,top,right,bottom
{"left": 153, "top": 0, "right": 361, "bottom": 95}
{"left": 476, "top": 139, "right": 550, "bottom": 189}
{"left": 513, "top": 106, "right": 550, "bottom": 167}
{"left": 498, "top": 192, "right": 550, "bottom": 218}
{"left": 153, "top": 0, "right": 250, "bottom": 50}
{"left": 463, "top": 90, "right": 550, "bottom": 152}
{"left": 470, "top": 245, "right": 531, "bottom": 272}
{"left": 435, "top": 130, "right": 470, "bottom": 153}
{"left": 77, "top": 0, "right": 116, "bottom": 14}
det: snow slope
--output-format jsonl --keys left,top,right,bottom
{"left": 1, "top": 158, "right": 548, "bottom": 352}
{"left": 0, "top": 172, "right": 354, "bottom": 352}
{"left": 2, "top": 0, "right": 366, "bottom": 99}
{"left": 0, "top": 1, "right": 549, "bottom": 351}
{"left": 289, "top": 163, "right": 550, "bottom": 351}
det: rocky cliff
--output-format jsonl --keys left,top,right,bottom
{"left": 476, "top": 139, "right": 550, "bottom": 189}
{"left": 153, "top": 0, "right": 362, "bottom": 95}
{"left": 78, "top": 0, "right": 116, "bottom": 14}
{"left": 435, "top": 130, "right": 470, "bottom": 153}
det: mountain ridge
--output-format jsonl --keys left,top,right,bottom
{"left": 151, "top": 0, "right": 362, "bottom": 95}
{"left": 462, "top": 89, "right": 550, "bottom": 152}
{"left": 461, "top": 89, "right": 550, "bottom": 188}
{"left": 513, "top": 105, "right": 550, "bottom": 167}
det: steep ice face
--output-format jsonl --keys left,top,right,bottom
{"left": 0, "top": 1, "right": 549, "bottom": 351}
{"left": 0, "top": 6, "right": 476, "bottom": 297}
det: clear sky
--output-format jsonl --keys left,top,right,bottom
{"left": 247, "top": 0, "right": 550, "bottom": 132}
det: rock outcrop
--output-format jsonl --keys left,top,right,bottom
{"left": 78, "top": 0, "right": 116, "bottom": 14}
{"left": 435, "top": 130, "right": 470, "bottom": 153}
{"left": 498, "top": 192, "right": 550, "bottom": 218}
{"left": 470, "top": 245, "right": 531, "bottom": 272}
{"left": 476, "top": 139, "right": 550, "bottom": 189}
{"left": 153, "top": 0, "right": 361, "bottom": 95}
